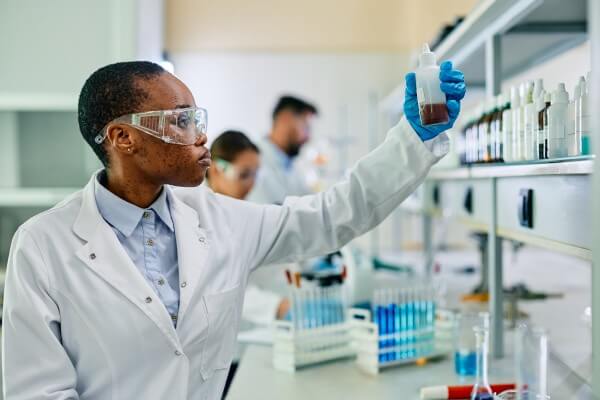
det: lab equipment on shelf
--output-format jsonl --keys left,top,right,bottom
{"left": 420, "top": 383, "right": 516, "bottom": 400}
{"left": 458, "top": 73, "right": 593, "bottom": 165}
{"left": 470, "top": 324, "right": 494, "bottom": 399}
{"left": 272, "top": 279, "right": 354, "bottom": 372}
{"left": 350, "top": 285, "right": 454, "bottom": 375}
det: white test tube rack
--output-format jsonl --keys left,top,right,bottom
{"left": 272, "top": 284, "right": 355, "bottom": 372}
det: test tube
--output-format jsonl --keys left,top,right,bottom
{"left": 394, "top": 291, "right": 401, "bottom": 360}
{"left": 399, "top": 290, "right": 407, "bottom": 359}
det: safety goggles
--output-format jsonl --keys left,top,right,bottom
{"left": 95, "top": 107, "right": 208, "bottom": 146}
{"left": 214, "top": 159, "right": 258, "bottom": 182}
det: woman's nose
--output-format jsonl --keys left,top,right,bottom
{"left": 194, "top": 133, "right": 208, "bottom": 146}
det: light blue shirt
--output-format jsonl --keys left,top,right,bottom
{"left": 94, "top": 173, "right": 180, "bottom": 326}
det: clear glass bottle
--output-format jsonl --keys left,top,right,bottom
{"left": 470, "top": 326, "right": 494, "bottom": 400}
{"left": 511, "top": 86, "right": 522, "bottom": 161}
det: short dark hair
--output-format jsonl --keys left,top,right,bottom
{"left": 78, "top": 61, "right": 166, "bottom": 166}
{"left": 210, "top": 130, "right": 259, "bottom": 163}
{"left": 272, "top": 95, "right": 318, "bottom": 120}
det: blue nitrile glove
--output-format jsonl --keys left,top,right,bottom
{"left": 404, "top": 60, "right": 466, "bottom": 141}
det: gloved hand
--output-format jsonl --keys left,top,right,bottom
{"left": 404, "top": 60, "right": 466, "bottom": 141}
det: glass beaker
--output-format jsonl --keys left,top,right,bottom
{"left": 455, "top": 311, "right": 490, "bottom": 376}
{"left": 515, "top": 324, "right": 551, "bottom": 400}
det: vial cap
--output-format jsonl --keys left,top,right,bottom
{"left": 535, "top": 90, "right": 547, "bottom": 111}
{"left": 418, "top": 43, "right": 437, "bottom": 67}
{"left": 533, "top": 78, "right": 544, "bottom": 100}
{"left": 552, "top": 83, "right": 569, "bottom": 104}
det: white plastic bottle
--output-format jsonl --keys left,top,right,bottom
{"left": 535, "top": 90, "right": 548, "bottom": 160}
{"left": 415, "top": 44, "right": 449, "bottom": 126}
{"left": 524, "top": 80, "right": 542, "bottom": 160}
{"left": 568, "top": 78, "right": 583, "bottom": 156}
{"left": 548, "top": 83, "right": 569, "bottom": 159}
{"left": 510, "top": 86, "right": 522, "bottom": 161}
{"left": 502, "top": 95, "right": 513, "bottom": 162}
{"left": 520, "top": 81, "right": 534, "bottom": 160}
{"left": 580, "top": 74, "right": 591, "bottom": 155}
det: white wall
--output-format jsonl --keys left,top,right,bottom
{"left": 172, "top": 51, "right": 409, "bottom": 252}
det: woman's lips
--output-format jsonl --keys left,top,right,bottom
{"left": 198, "top": 151, "right": 212, "bottom": 167}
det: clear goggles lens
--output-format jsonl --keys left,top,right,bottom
{"left": 215, "top": 159, "right": 258, "bottom": 182}
{"left": 95, "top": 107, "right": 208, "bottom": 145}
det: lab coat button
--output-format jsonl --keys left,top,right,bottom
{"left": 180, "top": 281, "right": 187, "bottom": 288}
{"left": 174, "top": 350, "right": 182, "bottom": 356}
{"left": 89, "top": 253, "right": 96, "bottom": 260}
{"left": 198, "top": 237, "right": 206, "bottom": 243}
{"left": 145, "top": 297, "right": 152, "bottom": 303}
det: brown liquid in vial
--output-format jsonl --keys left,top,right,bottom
{"left": 420, "top": 103, "right": 449, "bottom": 126}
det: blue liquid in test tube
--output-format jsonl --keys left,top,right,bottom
{"left": 387, "top": 293, "right": 396, "bottom": 361}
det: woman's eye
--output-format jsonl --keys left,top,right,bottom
{"left": 176, "top": 115, "right": 190, "bottom": 129}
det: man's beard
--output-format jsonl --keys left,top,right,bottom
{"left": 285, "top": 143, "right": 302, "bottom": 158}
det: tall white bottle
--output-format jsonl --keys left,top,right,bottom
{"left": 511, "top": 86, "right": 522, "bottom": 161}
{"left": 580, "top": 74, "right": 591, "bottom": 155}
{"left": 415, "top": 44, "right": 449, "bottom": 126}
{"left": 548, "top": 83, "right": 569, "bottom": 159}
{"left": 568, "top": 78, "right": 583, "bottom": 156}
{"left": 502, "top": 95, "right": 513, "bottom": 162}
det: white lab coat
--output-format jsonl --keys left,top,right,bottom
{"left": 2, "top": 118, "right": 447, "bottom": 400}
{"left": 247, "top": 137, "right": 310, "bottom": 205}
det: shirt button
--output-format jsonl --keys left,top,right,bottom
{"left": 158, "top": 278, "right": 165, "bottom": 286}
{"left": 174, "top": 350, "right": 182, "bottom": 356}
{"left": 180, "top": 281, "right": 187, "bottom": 288}
{"left": 145, "top": 297, "right": 152, "bottom": 304}
{"left": 143, "top": 211, "right": 151, "bottom": 219}
{"left": 198, "top": 237, "right": 206, "bottom": 243}
{"left": 89, "top": 253, "right": 96, "bottom": 260}
{"left": 146, "top": 239, "right": 154, "bottom": 247}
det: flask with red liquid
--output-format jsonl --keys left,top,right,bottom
{"left": 416, "top": 43, "right": 449, "bottom": 126}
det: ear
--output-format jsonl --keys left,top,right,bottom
{"left": 105, "top": 124, "right": 139, "bottom": 155}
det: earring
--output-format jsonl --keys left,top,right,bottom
{"left": 127, "top": 148, "right": 132, "bottom": 152}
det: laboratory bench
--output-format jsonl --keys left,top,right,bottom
{"left": 227, "top": 344, "right": 513, "bottom": 400}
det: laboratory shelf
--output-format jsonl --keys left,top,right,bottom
{"left": 0, "top": 187, "right": 78, "bottom": 207}
{"left": 433, "top": 0, "right": 587, "bottom": 85}
{"left": 428, "top": 157, "right": 593, "bottom": 180}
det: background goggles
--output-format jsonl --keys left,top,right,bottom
{"left": 215, "top": 159, "right": 259, "bottom": 182}
{"left": 95, "top": 107, "right": 208, "bottom": 145}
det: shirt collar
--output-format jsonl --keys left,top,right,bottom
{"left": 94, "top": 171, "right": 175, "bottom": 237}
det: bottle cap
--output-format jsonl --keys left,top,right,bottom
{"left": 535, "top": 89, "right": 547, "bottom": 111}
{"left": 511, "top": 86, "right": 521, "bottom": 107}
{"left": 552, "top": 83, "right": 569, "bottom": 104}
{"left": 578, "top": 75, "right": 587, "bottom": 96}
{"left": 544, "top": 91, "right": 552, "bottom": 103}
{"left": 573, "top": 82, "right": 581, "bottom": 100}
{"left": 418, "top": 43, "right": 436, "bottom": 67}
{"left": 533, "top": 79, "right": 544, "bottom": 101}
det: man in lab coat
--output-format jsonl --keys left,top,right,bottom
{"left": 2, "top": 60, "right": 465, "bottom": 400}
{"left": 247, "top": 95, "right": 317, "bottom": 204}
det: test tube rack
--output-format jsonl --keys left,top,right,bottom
{"left": 272, "top": 285, "right": 355, "bottom": 372}
{"left": 349, "top": 286, "right": 455, "bottom": 375}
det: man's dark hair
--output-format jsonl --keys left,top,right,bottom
{"left": 78, "top": 61, "right": 166, "bottom": 166}
{"left": 272, "top": 95, "right": 318, "bottom": 121}
{"left": 210, "top": 130, "right": 259, "bottom": 163}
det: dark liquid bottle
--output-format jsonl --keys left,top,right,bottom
{"left": 419, "top": 103, "right": 449, "bottom": 126}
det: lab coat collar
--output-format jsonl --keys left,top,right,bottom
{"left": 93, "top": 171, "right": 175, "bottom": 237}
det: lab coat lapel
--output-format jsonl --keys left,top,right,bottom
{"left": 168, "top": 189, "right": 210, "bottom": 324}
{"left": 72, "top": 176, "right": 180, "bottom": 348}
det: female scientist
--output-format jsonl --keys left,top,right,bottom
{"left": 2, "top": 60, "right": 465, "bottom": 400}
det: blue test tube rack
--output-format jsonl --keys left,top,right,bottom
{"left": 349, "top": 284, "right": 448, "bottom": 375}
